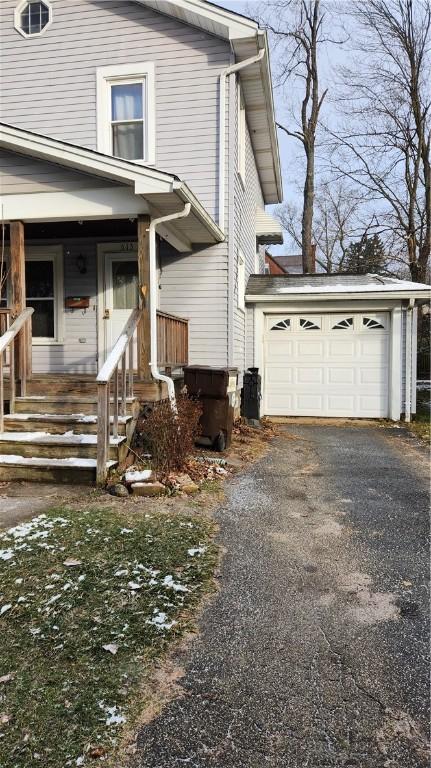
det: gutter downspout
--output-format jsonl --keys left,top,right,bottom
{"left": 218, "top": 47, "right": 265, "bottom": 232}
{"left": 404, "top": 298, "right": 415, "bottom": 423}
{"left": 148, "top": 203, "right": 191, "bottom": 407}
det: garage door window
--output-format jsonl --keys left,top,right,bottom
{"left": 363, "top": 317, "right": 385, "bottom": 329}
{"left": 332, "top": 317, "right": 353, "bottom": 330}
{"left": 271, "top": 318, "right": 291, "bottom": 331}
{"left": 300, "top": 318, "right": 320, "bottom": 330}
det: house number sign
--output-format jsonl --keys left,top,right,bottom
{"left": 120, "top": 242, "right": 136, "bottom": 251}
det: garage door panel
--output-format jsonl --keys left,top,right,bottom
{"left": 265, "top": 341, "right": 293, "bottom": 361}
{"left": 327, "top": 395, "right": 356, "bottom": 413}
{"left": 297, "top": 394, "right": 324, "bottom": 410}
{"left": 264, "top": 311, "right": 389, "bottom": 418}
{"left": 327, "top": 368, "right": 355, "bottom": 384}
{"left": 359, "top": 367, "right": 388, "bottom": 384}
{"left": 328, "top": 340, "right": 356, "bottom": 357}
{"left": 358, "top": 338, "right": 388, "bottom": 357}
{"left": 297, "top": 367, "right": 323, "bottom": 384}
{"left": 358, "top": 395, "right": 386, "bottom": 413}
{"left": 265, "top": 366, "right": 293, "bottom": 384}
{"left": 297, "top": 341, "right": 324, "bottom": 356}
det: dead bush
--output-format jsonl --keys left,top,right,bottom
{"left": 140, "top": 394, "right": 202, "bottom": 473}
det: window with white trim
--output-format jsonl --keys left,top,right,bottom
{"left": 25, "top": 248, "right": 63, "bottom": 344}
{"left": 237, "top": 251, "right": 245, "bottom": 312}
{"left": 97, "top": 63, "right": 155, "bottom": 164}
{"left": 237, "top": 82, "right": 246, "bottom": 183}
{"left": 15, "top": 0, "right": 52, "bottom": 38}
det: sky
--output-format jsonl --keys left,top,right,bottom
{"left": 212, "top": 1, "right": 300, "bottom": 253}
{"left": 212, "top": 1, "right": 353, "bottom": 256}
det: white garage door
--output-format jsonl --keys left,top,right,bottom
{"left": 264, "top": 312, "right": 389, "bottom": 417}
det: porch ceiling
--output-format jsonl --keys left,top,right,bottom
{"left": 0, "top": 123, "right": 224, "bottom": 251}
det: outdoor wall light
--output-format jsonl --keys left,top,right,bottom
{"left": 76, "top": 254, "right": 87, "bottom": 275}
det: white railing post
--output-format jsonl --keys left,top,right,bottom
{"left": 0, "top": 356, "right": 3, "bottom": 434}
{"left": 113, "top": 365, "right": 119, "bottom": 439}
{"left": 95, "top": 308, "right": 141, "bottom": 485}
{"left": 97, "top": 382, "right": 108, "bottom": 485}
{"left": 0, "top": 308, "right": 34, "bottom": 428}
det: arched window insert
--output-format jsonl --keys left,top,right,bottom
{"left": 332, "top": 317, "right": 353, "bottom": 330}
{"left": 300, "top": 318, "right": 320, "bottom": 330}
{"left": 363, "top": 317, "right": 385, "bottom": 329}
{"left": 15, "top": 1, "right": 52, "bottom": 38}
{"left": 271, "top": 319, "right": 291, "bottom": 331}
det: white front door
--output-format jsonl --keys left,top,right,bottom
{"left": 263, "top": 312, "right": 390, "bottom": 417}
{"left": 102, "top": 252, "right": 138, "bottom": 364}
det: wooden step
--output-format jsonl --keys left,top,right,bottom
{"left": 0, "top": 456, "right": 117, "bottom": 484}
{"left": 3, "top": 413, "right": 131, "bottom": 435}
{"left": 25, "top": 375, "right": 167, "bottom": 402}
{"left": 0, "top": 433, "right": 124, "bottom": 460}
{"left": 14, "top": 397, "right": 134, "bottom": 416}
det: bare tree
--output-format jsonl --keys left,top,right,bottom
{"left": 258, "top": 0, "right": 331, "bottom": 273}
{"left": 276, "top": 181, "right": 379, "bottom": 272}
{"left": 331, "top": 0, "right": 431, "bottom": 282}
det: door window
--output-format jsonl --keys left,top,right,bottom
{"left": 112, "top": 260, "right": 138, "bottom": 309}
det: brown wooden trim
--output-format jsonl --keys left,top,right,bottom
{"left": 9, "top": 221, "right": 30, "bottom": 385}
{"left": 137, "top": 214, "right": 151, "bottom": 380}
{"left": 156, "top": 310, "right": 189, "bottom": 369}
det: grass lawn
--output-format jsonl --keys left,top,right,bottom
{"left": 0, "top": 507, "right": 217, "bottom": 767}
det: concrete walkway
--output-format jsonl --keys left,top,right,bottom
{"left": 133, "top": 425, "right": 430, "bottom": 768}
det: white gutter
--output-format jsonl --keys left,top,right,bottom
{"left": 245, "top": 291, "right": 431, "bottom": 303}
{"left": 148, "top": 203, "right": 192, "bottom": 407}
{"left": 404, "top": 298, "right": 415, "bottom": 423}
{"left": 218, "top": 47, "right": 265, "bottom": 232}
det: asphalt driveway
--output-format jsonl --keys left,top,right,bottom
{"left": 132, "top": 425, "right": 430, "bottom": 768}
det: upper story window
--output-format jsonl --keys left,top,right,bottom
{"left": 15, "top": 0, "right": 52, "bottom": 38}
{"left": 97, "top": 63, "right": 155, "bottom": 165}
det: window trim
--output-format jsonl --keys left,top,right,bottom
{"left": 14, "top": 0, "right": 53, "bottom": 39}
{"left": 97, "top": 62, "right": 156, "bottom": 165}
{"left": 25, "top": 246, "right": 64, "bottom": 345}
{"left": 237, "top": 251, "right": 245, "bottom": 313}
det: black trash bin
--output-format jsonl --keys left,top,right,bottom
{"left": 241, "top": 367, "right": 261, "bottom": 421}
{"left": 184, "top": 366, "right": 238, "bottom": 451}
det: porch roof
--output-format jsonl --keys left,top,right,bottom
{"left": 0, "top": 123, "right": 224, "bottom": 251}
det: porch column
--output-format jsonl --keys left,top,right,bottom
{"left": 137, "top": 214, "right": 151, "bottom": 380}
{"left": 9, "top": 221, "right": 30, "bottom": 381}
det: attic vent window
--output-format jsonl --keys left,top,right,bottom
{"left": 15, "top": 1, "right": 52, "bottom": 37}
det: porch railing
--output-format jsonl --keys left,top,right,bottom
{"left": 96, "top": 308, "right": 141, "bottom": 485}
{"left": 0, "top": 307, "right": 34, "bottom": 432}
{"left": 156, "top": 310, "right": 189, "bottom": 370}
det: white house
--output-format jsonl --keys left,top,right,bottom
{"left": 0, "top": 0, "right": 282, "bottom": 483}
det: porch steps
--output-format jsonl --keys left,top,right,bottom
{"left": 0, "top": 394, "right": 137, "bottom": 484}
{"left": 3, "top": 413, "right": 131, "bottom": 435}
{"left": 14, "top": 396, "right": 134, "bottom": 416}
{"left": 0, "top": 432, "right": 124, "bottom": 460}
{"left": 0, "top": 456, "right": 117, "bottom": 485}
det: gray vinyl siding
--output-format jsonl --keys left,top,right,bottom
{"left": 0, "top": 149, "right": 119, "bottom": 194}
{"left": 232, "top": 81, "right": 265, "bottom": 383}
{"left": 245, "top": 306, "right": 255, "bottom": 370}
{"left": 158, "top": 241, "right": 229, "bottom": 367}
{"left": 0, "top": 0, "right": 230, "bottom": 220}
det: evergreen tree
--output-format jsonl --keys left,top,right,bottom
{"left": 343, "top": 234, "right": 388, "bottom": 275}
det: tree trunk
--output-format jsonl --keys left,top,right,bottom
{"left": 302, "top": 143, "right": 315, "bottom": 273}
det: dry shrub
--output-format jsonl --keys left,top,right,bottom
{"left": 141, "top": 394, "right": 202, "bottom": 473}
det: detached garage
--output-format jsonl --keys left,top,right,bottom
{"left": 245, "top": 274, "right": 430, "bottom": 421}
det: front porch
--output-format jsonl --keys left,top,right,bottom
{"left": 0, "top": 123, "right": 224, "bottom": 484}
{"left": 0, "top": 218, "right": 190, "bottom": 485}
